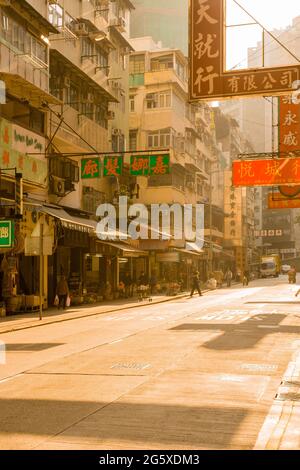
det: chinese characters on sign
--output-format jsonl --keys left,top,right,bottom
{"left": 224, "top": 170, "right": 242, "bottom": 244}
{"left": 81, "top": 158, "right": 101, "bottom": 179}
{"left": 103, "top": 156, "right": 123, "bottom": 177}
{"left": 189, "top": 0, "right": 300, "bottom": 101}
{"left": 130, "top": 156, "right": 149, "bottom": 176}
{"left": 232, "top": 158, "right": 300, "bottom": 187}
{"left": 130, "top": 155, "right": 170, "bottom": 176}
{"left": 279, "top": 95, "right": 300, "bottom": 154}
{"left": 255, "top": 228, "right": 283, "bottom": 237}
{"left": 0, "top": 221, "right": 15, "bottom": 248}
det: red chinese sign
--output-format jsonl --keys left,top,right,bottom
{"left": 232, "top": 158, "right": 300, "bottom": 187}
{"left": 189, "top": 0, "right": 300, "bottom": 101}
{"left": 268, "top": 192, "right": 300, "bottom": 209}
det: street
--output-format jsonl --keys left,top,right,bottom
{"left": 0, "top": 277, "right": 299, "bottom": 450}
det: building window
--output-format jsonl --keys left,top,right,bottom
{"left": 129, "top": 131, "right": 137, "bottom": 151}
{"left": 146, "top": 91, "right": 171, "bottom": 109}
{"left": 129, "top": 54, "right": 145, "bottom": 74}
{"left": 148, "top": 128, "right": 173, "bottom": 149}
{"left": 129, "top": 95, "right": 135, "bottom": 112}
{"left": 95, "top": 104, "right": 108, "bottom": 129}
{"left": 150, "top": 55, "right": 173, "bottom": 72}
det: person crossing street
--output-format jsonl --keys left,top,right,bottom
{"left": 190, "top": 271, "right": 203, "bottom": 297}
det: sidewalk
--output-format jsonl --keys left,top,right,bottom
{"left": 0, "top": 291, "right": 191, "bottom": 335}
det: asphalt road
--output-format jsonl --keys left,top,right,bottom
{"left": 0, "top": 276, "right": 300, "bottom": 450}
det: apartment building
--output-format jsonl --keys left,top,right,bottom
{"left": 0, "top": 0, "right": 145, "bottom": 314}
{"left": 128, "top": 37, "right": 231, "bottom": 283}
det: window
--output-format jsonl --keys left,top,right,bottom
{"left": 81, "top": 102, "right": 94, "bottom": 119}
{"left": 148, "top": 128, "right": 173, "bottom": 149}
{"left": 129, "top": 130, "right": 137, "bottom": 151}
{"left": 150, "top": 55, "right": 173, "bottom": 72}
{"left": 95, "top": 104, "right": 107, "bottom": 129}
{"left": 129, "top": 54, "right": 145, "bottom": 74}
{"left": 146, "top": 91, "right": 171, "bottom": 109}
{"left": 48, "top": 4, "right": 63, "bottom": 28}
{"left": 129, "top": 95, "right": 135, "bottom": 112}
{"left": 82, "top": 38, "right": 94, "bottom": 58}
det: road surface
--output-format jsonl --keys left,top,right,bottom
{"left": 0, "top": 277, "right": 300, "bottom": 450}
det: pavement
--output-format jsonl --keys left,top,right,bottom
{"left": 0, "top": 276, "right": 300, "bottom": 450}
{"left": 0, "top": 291, "right": 191, "bottom": 335}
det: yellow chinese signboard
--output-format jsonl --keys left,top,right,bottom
{"left": 189, "top": 0, "right": 300, "bottom": 101}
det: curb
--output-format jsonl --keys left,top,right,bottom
{"left": 0, "top": 291, "right": 192, "bottom": 336}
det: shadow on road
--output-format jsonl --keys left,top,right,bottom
{"left": 170, "top": 314, "right": 300, "bottom": 350}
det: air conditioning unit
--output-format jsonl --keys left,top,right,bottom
{"left": 64, "top": 180, "right": 76, "bottom": 192}
{"left": 107, "top": 111, "right": 115, "bottom": 120}
{"left": 50, "top": 176, "right": 65, "bottom": 197}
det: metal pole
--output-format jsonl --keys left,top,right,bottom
{"left": 209, "top": 171, "right": 213, "bottom": 275}
{"left": 39, "top": 223, "right": 43, "bottom": 321}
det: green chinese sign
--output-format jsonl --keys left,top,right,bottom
{"left": 130, "top": 155, "right": 150, "bottom": 176}
{"left": 103, "top": 156, "right": 123, "bottom": 177}
{"left": 81, "top": 158, "right": 101, "bottom": 179}
{"left": 130, "top": 154, "right": 170, "bottom": 176}
{"left": 0, "top": 221, "right": 15, "bottom": 248}
{"left": 149, "top": 154, "right": 170, "bottom": 175}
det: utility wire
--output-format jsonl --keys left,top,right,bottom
{"left": 232, "top": 0, "right": 300, "bottom": 63}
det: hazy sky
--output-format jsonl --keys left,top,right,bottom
{"left": 226, "top": 0, "right": 300, "bottom": 69}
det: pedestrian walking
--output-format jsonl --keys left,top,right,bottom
{"left": 124, "top": 272, "right": 133, "bottom": 298}
{"left": 225, "top": 269, "right": 233, "bottom": 288}
{"left": 243, "top": 270, "right": 250, "bottom": 286}
{"left": 149, "top": 272, "right": 157, "bottom": 295}
{"left": 56, "top": 275, "right": 69, "bottom": 310}
{"left": 190, "top": 271, "right": 203, "bottom": 297}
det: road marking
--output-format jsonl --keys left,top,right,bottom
{"left": 109, "top": 340, "right": 123, "bottom": 345}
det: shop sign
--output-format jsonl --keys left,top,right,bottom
{"left": 232, "top": 158, "right": 300, "bottom": 187}
{"left": 278, "top": 95, "right": 300, "bottom": 196}
{"left": 268, "top": 192, "right": 300, "bottom": 209}
{"left": 149, "top": 154, "right": 170, "bottom": 175}
{"left": 189, "top": 0, "right": 300, "bottom": 101}
{"left": 0, "top": 117, "right": 47, "bottom": 187}
{"left": 130, "top": 154, "right": 170, "bottom": 176}
{"left": 156, "top": 252, "right": 180, "bottom": 263}
{"left": 81, "top": 158, "right": 101, "bottom": 179}
{"left": 103, "top": 156, "right": 123, "bottom": 177}
{"left": 130, "top": 155, "right": 149, "bottom": 176}
{"left": 0, "top": 220, "right": 15, "bottom": 248}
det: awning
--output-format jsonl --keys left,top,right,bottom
{"left": 0, "top": 73, "right": 62, "bottom": 108}
{"left": 41, "top": 205, "right": 97, "bottom": 233}
{"left": 175, "top": 242, "right": 204, "bottom": 257}
{"left": 99, "top": 241, "right": 148, "bottom": 258}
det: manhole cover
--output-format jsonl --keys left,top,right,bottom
{"left": 275, "top": 393, "right": 300, "bottom": 402}
{"left": 111, "top": 363, "right": 151, "bottom": 371}
{"left": 240, "top": 363, "right": 278, "bottom": 372}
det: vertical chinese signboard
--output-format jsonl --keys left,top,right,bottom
{"left": 0, "top": 221, "right": 15, "bottom": 248}
{"left": 224, "top": 170, "right": 242, "bottom": 245}
{"left": 278, "top": 95, "right": 300, "bottom": 196}
{"left": 189, "top": 0, "right": 300, "bottom": 101}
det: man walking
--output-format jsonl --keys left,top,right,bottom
{"left": 225, "top": 269, "right": 233, "bottom": 288}
{"left": 56, "top": 275, "right": 69, "bottom": 310}
{"left": 190, "top": 271, "right": 203, "bottom": 297}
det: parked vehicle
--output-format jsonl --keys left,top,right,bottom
{"left": 260, "top": 255, "right": 281, "bottom": 278}
{"left": 282, "top": 264, "right": 291, "bottom": 274}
